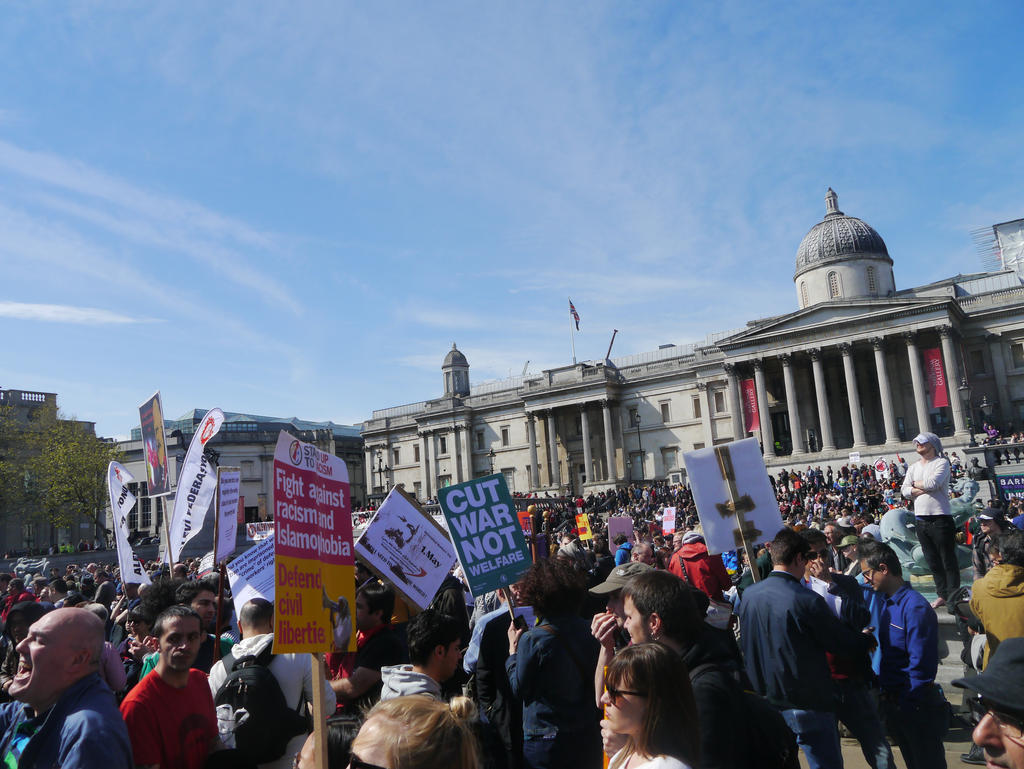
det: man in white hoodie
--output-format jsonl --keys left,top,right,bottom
{"left": 208, "top": 598, "right": 336, "bottom": 769}
{"left": 380, "top": 608, "right": 463, "bottom": 701}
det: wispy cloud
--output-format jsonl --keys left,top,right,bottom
{"left": 0, "top": 301, "right": 156, "bottom": 325}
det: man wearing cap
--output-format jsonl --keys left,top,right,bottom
{"left": 974, "top": 509, "right": 1009, "bottom": 580}
{"left": 901, "top": 431, "right": 957, "bottom": 608}
{"left": 589, "top": 562, "right": 652, "bottom": 706}
{"left": 953, "top": 637, "right": 1024, "bottom": 769}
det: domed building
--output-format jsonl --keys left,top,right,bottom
{"left": 795, "top": 189, "right": 896, "bottom": 307}
{"left": 363, "top": 190, "right": 1024, "bottom": 500}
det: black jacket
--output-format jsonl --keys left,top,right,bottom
{"left": 682, "top": 624, "right": 746, "bottom": 769}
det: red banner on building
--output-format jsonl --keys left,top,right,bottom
{"left": 922, "top": 347, "right": 949, "bottom": 408}
{"left": 741, "top": 378, "right": 759, "bottom": 433}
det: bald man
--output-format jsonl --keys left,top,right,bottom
{"left": 0, "top": 608, "right": 132, "bottom": 769}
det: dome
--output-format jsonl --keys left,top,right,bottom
{"left": 794, "top": 188, "right": 891, "bottom": 279}
{"left": 443, "top": 343, "right": 468, "bottom": 368}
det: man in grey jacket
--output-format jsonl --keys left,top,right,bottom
{"left": 380, "top": 609, "right": 463, "bottom": 700}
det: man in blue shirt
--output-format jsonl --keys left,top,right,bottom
{"left": 859, "top": 539, "right": 947, "bottom": 769}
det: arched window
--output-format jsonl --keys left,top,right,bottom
{"left": 800, "top": 281, "right": 809, "bottom": 308}
{"left": 867, "top": 266, "right": 877, "bottom": 294}
{"left": 828, "top": 271, "right": 841, "bottom": 298}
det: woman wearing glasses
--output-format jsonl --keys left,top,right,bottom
{"left": 601, "top": 643, "right": 700, "bottom": 769}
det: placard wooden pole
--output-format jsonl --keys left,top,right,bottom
{"left": 310, "top": 653, "right": 328, "bottom": 769}
{"left": 713, "top": 446, "right": 761, "bottom": 583}
{"left": 213, "top": 563, "right": 226, "bottom": 662}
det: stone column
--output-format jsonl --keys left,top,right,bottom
{"left": 988, "top": 333, "right": 1012, "bottom": 425}
{"left": 420, "top": 433, "right": 432, "bottom": 499}
{"left": 579, "top": 404, "right": 594, "bottom": 486}
{"left": 527, "top": 414, "right": 540, "bottom": 489}
{"left": 724, "top": 364, "right": 744, "bottom": 440}
{"left": 546, "top": 410, "right": 561, "bottom": 488}
{"left": 871, "top": 338, "right": 899, "bottom": 445}
{"left": 461, "top": 423, "right": 472, "bottom": 481}
{"left": 780, "top": 354, "right": 805, "bottom": 455}
{"left": 939, "top": 326, "right": 968, "bottom": 437}
{"left": 809, "top": 348, "right": 836, "bottom": 451}
{"left": 602, "top": 400, "right": 617, "bottom": 481}
{"left": 752, "top": 359, "right": 776, "bottom": 459}
{"left": 903, "top": 332, "right": 931, "bottom": 434}
{"left": 364, "top": 447, "right": 375, "bottom": 494}
{"left": 839, "top": 343, "right": 867, "bottom": 448}
{"left": 697, "top": 382, "right": 714, "bottom": 447}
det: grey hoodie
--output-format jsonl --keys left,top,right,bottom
{"left": 379, "top": 664, "right": 442, "bottom": 701}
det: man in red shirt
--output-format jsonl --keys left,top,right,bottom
{"left": 668, "top": 531, "right": 732, "bottom": 603}
{"left": 120, "top": 605, "right": 220, "bottom": 769}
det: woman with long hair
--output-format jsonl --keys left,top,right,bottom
{"left": 601, "top": 643, "right": 700, "bottom": 769}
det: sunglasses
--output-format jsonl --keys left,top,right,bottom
{"left": 348, "top": 757, "right": 389, "bottom": 769}
{"left": 969, "top": 694, "right": 1024, "bottom": 740}
{"left": 606, "top": 685, "right": 647, "bottom": 704}
{"left": 803, "top": 549, "right": 827, "bottom": 560}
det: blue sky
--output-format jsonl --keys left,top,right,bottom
{"left": 2, "top": 2, "right": 1024, "bottom": 438}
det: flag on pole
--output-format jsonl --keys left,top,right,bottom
{"left": 569, "top": 298, "right": 580, "bottom": 330}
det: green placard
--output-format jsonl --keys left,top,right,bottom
{"left": 437, "top": 473, "right": 531, "bottom": 596}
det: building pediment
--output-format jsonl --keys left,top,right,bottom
{"left": 717, "top": 297, "right": 961, "bottom": 351}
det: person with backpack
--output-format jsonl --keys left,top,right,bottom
{"left": 208, "top": 598, "right": 336, "bottom": 769}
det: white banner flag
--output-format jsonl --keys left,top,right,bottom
{"left": 214, "top": 467, "right": 242, "bottom": 564}
{"left": 168, "top": 408, "right": 225, "bottom": 563}
{"left": 107, "top": 462, "right": 151, "bottom": 586}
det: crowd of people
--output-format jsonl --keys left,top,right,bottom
{"left": 0, "top": 433, "right": 1022, "bottom": 768}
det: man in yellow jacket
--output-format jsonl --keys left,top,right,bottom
{"left": 970, "top": 528, "right": 1024, "bottom": 668}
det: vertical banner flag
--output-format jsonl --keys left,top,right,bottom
{"left": 741, "top": 379, "right": 759, "bottom": 433}
{"left": 138, "top": 391, "right": 170, "bottom": 496}
{"left": 437, "top": 474, "right": 531, "bottom": 596}
{"left": 354, "top": 487, "right": 457, "bottom": 611}
{"left": 922, "top": 347, "right": 949, "bottom": 408}
{"left": 273, "top": 431, "right": 354, "bottom": 653}
{"left": 106, "top": 462, "right": 150, "bottom": 586}
{"left": 168, "top": 408, "right": 225, "bottom": 563}
{"left": 214, "top": 467, "right": 242, "bottom": 564}
{"left": 662, "top": 507, "right": 677, "bottom": 536}
{"left": 575, "top": 512, "right": 593, "bottom": 540}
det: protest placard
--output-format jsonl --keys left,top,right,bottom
{"left": 272, "top": 431, "right": 354, "bottom": 653}
{"left": 849, "top": 451, "right": 861, "bottom": 465}
{"left": 662, "top": 507, "right": 677, "bottom": 536}
{"left": 874, "top": 457, "right": 890, "bottom": 480}
{"left": 214, "top": 467, "right": 241, "bottom": 563}
{"left": 682, "top": 437, "right": 783, "bottom": 562}
{"left": 355, "top": 487, "right": 457, "bottom": 611}
{"left": 607, "top": 516, "right": 634, "bottom": 545}
{"left": 246, "top": 521, "right": 274, "bottom": 540}
{"left": 575, "top": 513, "right": 593, "bottom": 541}
{"left": 138, "top": 391, "right": 170, "bottom": 497}
{"left": 437, "top": 474, "right": 531, "bottom": 596}
{"left": 226, "top": 536, "right": 276, "bottom": 620}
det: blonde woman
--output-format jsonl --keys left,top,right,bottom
{"left": 347, "top": 695, "right": 480, "bottom": 769}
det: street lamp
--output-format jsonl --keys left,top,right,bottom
{"left": 958, "top": 378, "right": 976, "bottom": 447}
{"left": 488, "top": 448, "right": 496, "bottom": 474}
{"left": 635, "top": 413, "right": 644, "bottom": 481}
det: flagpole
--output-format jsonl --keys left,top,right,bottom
{"left": 569, "top": 297, "right": 577, "bottom": 364}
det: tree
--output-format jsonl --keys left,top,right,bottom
{"left": 0, "top": 402, "right": 120, "bottom": 538}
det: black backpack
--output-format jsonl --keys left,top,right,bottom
{"left": 690, "top": 663, "right": 800, "bottom": 769}
{"left": 214, "top": 644, "right": 309, "bottom": 764}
